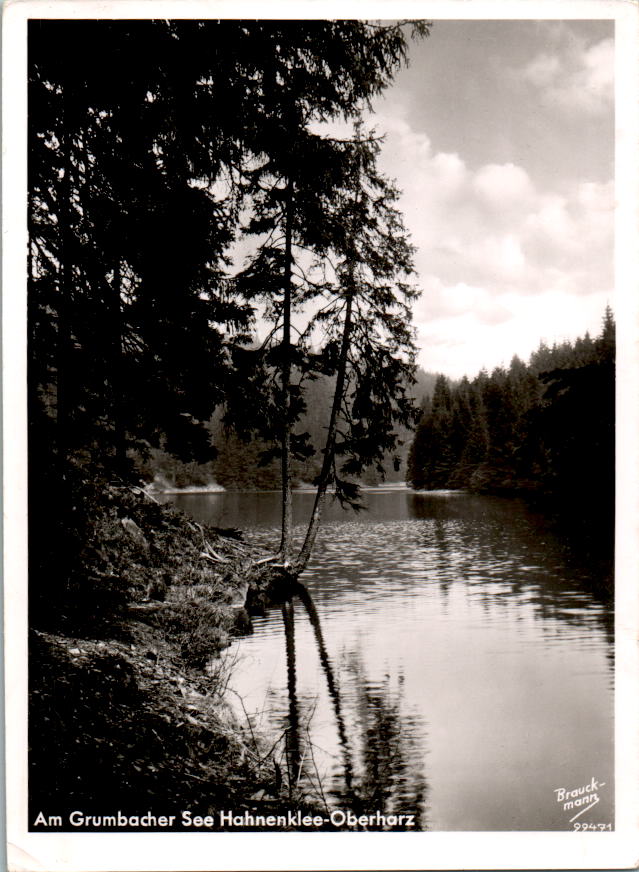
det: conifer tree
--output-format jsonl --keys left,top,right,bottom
{"left": 226, "top": 22, "right": 428, "bottom": 564}
{"left": 406, "top": 309, "right": 615, "bottom": 505}
{"left": 29, "top": 19, "right": 429, "bottom": 588}
{"left": 296, "top": 126, "right": 419, "bottom": 570}
{"left": 29, "top": 20, "right": 254, "bottom": 482}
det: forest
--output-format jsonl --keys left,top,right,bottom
{"left": 27, "top": 19, "right": 434, "bottom": 825}
{"left": 29, "top": 18, "right": 430, "bottom": 602}
{"left": 140, "top": 368, "right": 438, "bottom": 490}
{"left": 407, "top": 308, "right": 615, "bottom": 530}
{"left": 25, "top": 18, "right": 616, "bottom": 833}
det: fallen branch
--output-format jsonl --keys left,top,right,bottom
{"left": 199, "top": 550, "right": 230, "bottom": 564}
{"left": 131, "top": 485, "right": 160, "bottom": 504}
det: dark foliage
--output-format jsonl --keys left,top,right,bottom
{"left": 139, "top": 366, "right": 438, "bottom": 491}
{"left": 407, "top": 308, "right": 615, "bottom": 529}
{"left": 28, "top": 17, "right": 429, "bottom": 619}
{"left": 29, "top": 630, "right": 277, "bottom": 825}
{"left": 27, "top": 19, "right": 431, "bottom": 824}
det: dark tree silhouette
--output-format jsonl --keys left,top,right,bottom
{"left": 407, "top": 310, "right": 615, "bottom": 523}
{"left": 28, "top": 18, "right": 429, "bottom": 621}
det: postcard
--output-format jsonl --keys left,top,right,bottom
{"left": 3, "top": 1, "right": 638, "bottom": 869}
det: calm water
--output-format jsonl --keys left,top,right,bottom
{"left": 167, "top": 487, "right": 614, "bottom": 831}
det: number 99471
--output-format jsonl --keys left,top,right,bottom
{"left": 573, "top": 822, "right": 612, "bottom": 831}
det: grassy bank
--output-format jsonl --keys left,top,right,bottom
{"left": 29, "top": 481, "right": 319, "bottom": 831}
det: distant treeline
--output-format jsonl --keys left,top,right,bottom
{"left": 141, "top": 369, "right": 439, "bottom": 490}
{"left": 407, "top": 308, "right": 615, "bottom": 514}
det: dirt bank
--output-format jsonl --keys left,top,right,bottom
{"left": 29, "top": 484, "right": 319, "bottom": 831}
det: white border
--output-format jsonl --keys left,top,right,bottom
{"left": 3, "top": 1, "right": 638, "bottom": 870}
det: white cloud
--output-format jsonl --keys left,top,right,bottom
{"left": 414, "top": 279, "right": 512, "bottom": 327}
{"left": 307, "top": 97, "right": 614, "bottom": 378}
{"left": 371, "top": 115, "right": 614, "bottom": 377}
{"left": 416, "top": 288, "right": 610, "bottom": 378}
{"left": 521, "top": 52, "right": 562, "bottom": 87}
{"left": 472, "top": 163, "right": 535, "bottom": 209}
{"left": 517, "top": 37, "right": 614, "bottom": 116}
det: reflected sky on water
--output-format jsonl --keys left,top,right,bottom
{"left": 169, "top": 488, "right": 614, "bottom": 831}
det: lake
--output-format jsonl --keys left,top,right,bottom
{"left": 165, "top": 486, "right": 614, "bottom": 831}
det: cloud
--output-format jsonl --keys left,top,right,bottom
{"left": 521, "top": 52, "right": 562, "bottom": 87}
{"left": 516, "top": 36, "right": 614, "bottom": 116}
{"left": 371, "top": 115, "right": 614, "bottom": 377}
{"left": 415, "top": 288, "right": 610, "bottom": 378}
{"left": 376, "top": 114, "right": 613, "bottom": 290}
{"left": 414, "top": 278, "right": 512, "bottom": 326}
{"left": 472, "top": 163, "right": 535, "bottom": 209}
{"left": 308, "top": 87, "right": 614, "bottom": 379}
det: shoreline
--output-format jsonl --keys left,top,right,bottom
{"left": 29, "top": 481, "right": 319, "bottom": 830}
{"left": 155, "top": 481, "right": 413, "bottom": 496}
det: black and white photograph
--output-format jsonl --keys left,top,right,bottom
{"left": 3, "top": 2, "right": 638, "bottom": 870}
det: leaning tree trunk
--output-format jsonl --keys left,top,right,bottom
{"left": 295, "top": 130, "right": 364, "bottom": 573}
{"left": 295, "top": 287, "right": 354, "bottom": 572}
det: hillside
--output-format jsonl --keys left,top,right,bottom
{"left": 407, "top": 310, "right": 615, "bottom": 535}
{"left": 140, "top": 368, "right": 439, "bottom": 491}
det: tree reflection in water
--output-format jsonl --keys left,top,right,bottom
{"left": 338, "top": 653, "right": 428, "bottom": 830}
{"left": 281, "top": 599, "right": 301, "bottom": 794}
{"left": 278, "top": 581, "right": 428, "bottom": 830}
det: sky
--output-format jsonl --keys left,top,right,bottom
{"left": 368, "top": 20, "right": 615, "bottom": 378}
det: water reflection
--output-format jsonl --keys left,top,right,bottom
{"left": 275, "top": 582, "right": 427, "bottom": 829}
{"left": 172, "top": 489, "right": 614, "bottom": 830}
{"left": 295, "top": 583, "right": 354, "bottom": 795}
{"left": 336, "top": 654, "right": 428, "bottom": 830}
{"left": 281, "top": 600, "right": 301, "bottom": 792}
